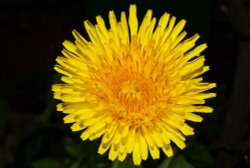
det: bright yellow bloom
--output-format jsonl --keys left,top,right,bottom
{"left": 52, "top": 4, "right": 216, "bottom": 165}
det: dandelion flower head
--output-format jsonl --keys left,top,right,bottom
{"left": 52, "top": 4, "right": 216, "bottom": 165}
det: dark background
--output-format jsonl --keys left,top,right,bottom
{"left": 0, "top": 0, "right": 250, "bottom": 168}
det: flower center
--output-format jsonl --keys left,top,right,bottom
{"left": 108, "top": 76, "right": 163, "bottom": 127}
{"left": 118, "top": 80, "right": 143, "bottom": 107}
{"left": 111, "top": 74, "right": 157, "bottom": 113}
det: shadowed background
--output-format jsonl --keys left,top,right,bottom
{"left": 0, "top": 0, "right": 249, "bottom": 168}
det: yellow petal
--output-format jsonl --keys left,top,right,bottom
{"left": 129, "top": 4, "right": 138, "bottom": 36}
{"left": 162, "top": 143, "right": 174, "bottom": 157}
{"left": 98, "top": 139, "right": 112, "bottom": 155}
{"left": 118, "top": 151, "right": 127, "bottom": 162}
{"left": 138, "top": 9, "right": 153, "bottom": 38}
{"left": 192, "top": 93, "right": 216, "bottom": 100}
{"left": 95, "top": 16, "right": 109, "bottom": 42}
{"left": 153, "top": 12, "right": 170, "bottom": 39}
{"left": 127, "top": 127, "right": 136, "bottom": 153}
{"left": 109, "top": 144, "right": 118, "bottom": 161}
{"left": 119, "top": 11, "right": 129, "bottom": 44}
{"left": 179, "top": 123, "right": 194, "bottom": 136}
{"left": 85, "top": 121, "right": 106, "bottom": 136}
{"left": 102, "top": 124, "right": 117, "bottom": 144}
{"left": 185, "top": 113, "right": 203, "bottom": 122}
{"left": 195, "top": 106, "right": 214, "bottom": 113}
{"left": 133, "top": 135, "right": 142, "bottom": 165}
{"left": 139, "top": 132, "right": 148, "bottom": 160}
{"left": 54, "top": 65, "right": 73, "bottom": 78}
{"left": 71, "top": 120, "right": 86, "bottom": 131}
{"left": 169, "top": 19, "right": 186, "bottom": 41}
{"left": 149, "top": 144, "right": 160, "bottom": 159}
{"left": 84, "top": 21, "right": 101, "bottom": 49}
{"left": 62, "top": 40, "right": 76, "bottom": 53}
{"left": 56, "top": 103, "right": 63, "bottom": 111}
{"left": 185, "top": 43, "right": 207, "bottom": 61}
{"left": 158, "top": 16, "right": 176, "bottom": 46}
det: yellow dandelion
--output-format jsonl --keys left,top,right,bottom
{"left": 52, "top": 4, "right": 216, "bottom": 165}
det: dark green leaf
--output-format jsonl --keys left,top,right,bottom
{"left": 64, "top": 142, "right": 82, "bottom": 158}
{"left": 158, "top": 157, "right": 173, "bottom": 168}
{"left": 186, "top": 143, "right": 214, "bottom": 168}
{"left": 169, "top": 155, "right": 194, "bottom": 168}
